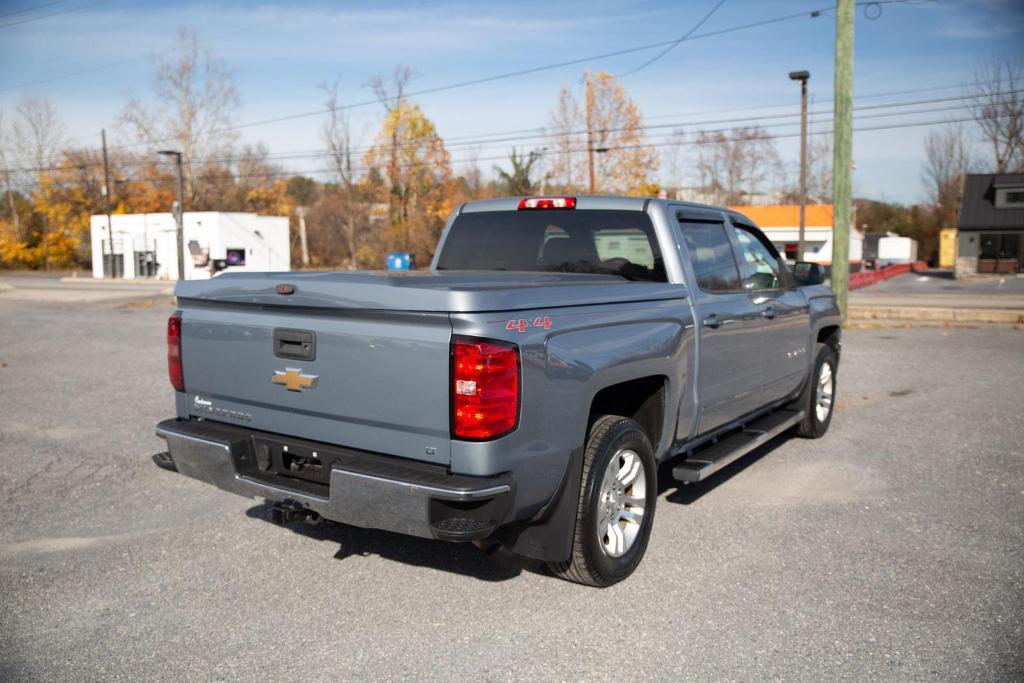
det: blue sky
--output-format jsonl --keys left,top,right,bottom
{"left": 2, "top": 0, "right": 1022, "bottom": 204}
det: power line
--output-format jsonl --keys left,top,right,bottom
{"left": 0, "top": 1, "right": 71, "bottom": 20}
{"left": 0, "top": 5, "right": 320, "bottom": 92}
{"left": 84, "top": 4, "right": 842, "bottom": 156}
{"left": 417, "top": 77, "right": 1007, "bottom": 149}
{"left": 618, "top": 0, "right": 727, "bottom": 77}
{"left": 0, "top": 0, "right": 113, "bottom": 29}
{"left": 138, "top": 110, "right": 1017, "bottom": 186}
{"left": 43, "top": 0, "right": 937, "bottom": 158}
{"left": 14, "top": 94, "right": 1007, "bottom": 176}
{"left": 18, "top": 86, "right": 1013, "bottom": 175}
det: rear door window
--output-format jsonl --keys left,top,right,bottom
{"left": 677, "top": 221, "right": 741, "bottom": 292}
{"left": 436, "top": 210, "right": 666, "bottom": 282}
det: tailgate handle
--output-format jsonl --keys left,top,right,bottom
{"left": 273, "top": 329, "right": 316, "bottom": 361}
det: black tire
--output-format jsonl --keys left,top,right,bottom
{"left": 795, "top": 342, "right": 839, "bottom": 438}
{"left": 547, "top": 415, "right": 657, "bottom": 587}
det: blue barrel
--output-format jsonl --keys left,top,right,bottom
{"left": 386, "top": 251, "right": 414, "bottom": 271}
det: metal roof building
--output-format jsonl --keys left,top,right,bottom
{"left": 954, "top": 173, "right": 1024, "bottom": 277}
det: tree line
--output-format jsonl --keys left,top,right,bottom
{"left": 1, "top": 29, "right": 1020, "bottom": 270}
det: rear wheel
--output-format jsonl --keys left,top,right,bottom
{"left": 795, "top": 342, "right": 838, "bottom": 438}
{"left": 547, "top": 415, "right": 657, "bottom": 587}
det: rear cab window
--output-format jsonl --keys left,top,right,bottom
{"left": 435, "top": 210, "right": 667, "bottom": 282}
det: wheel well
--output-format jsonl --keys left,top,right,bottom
{"left": 817, "top": 325, "right": 841, "bottom": 353}
{"left": 589, "top": 376, "right": 667, "bottom": 451}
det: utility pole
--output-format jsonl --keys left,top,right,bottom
{"left": 585, "top": 71, "right": 596, "bottom": 195}
{"left": 831, "top": 0, "right": 854, "bottom": 325}
{"left": 158, "top": 150, "right": 185, "bottom": 280}
{"left": 101, "top": 129, "right": 117, "bottom": 278}
{"left": 296, "top": 206, "right": 310, "bottom": 266}
{"left": 789, "top": 71, "right": 810, "bottom": 262}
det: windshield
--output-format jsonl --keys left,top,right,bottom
{"left": 435, "top": 210, "right": 666, "bottom": 282}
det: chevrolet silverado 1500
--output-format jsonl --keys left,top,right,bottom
{"left": 155, "top": 195, "right": 840, "bottom": 586}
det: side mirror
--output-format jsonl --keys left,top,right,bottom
{"left": 793, "top": 261, "right": 824, "bottom": 286}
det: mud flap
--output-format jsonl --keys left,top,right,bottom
{"left": 500, "top": 447, "right": 584, "bottom": 563}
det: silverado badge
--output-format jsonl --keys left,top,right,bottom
{"left": 272, "top": 368, "right": 318, "bottom": 392}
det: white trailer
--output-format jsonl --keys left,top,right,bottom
{"left": 877, "top": 234, "right": 919, "bottom": 265}
{"left": 90, "top": 212, "right": 290, "bottom": 280}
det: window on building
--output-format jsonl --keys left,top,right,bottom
{"left": 979, "top": 234, "right": 1019, "bottom": 260}
{"left": 996, "top": 188, "right": 1024, "bottom": 208}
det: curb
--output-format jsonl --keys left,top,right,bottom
{"left": 58, "top": 276, "right": 173, "bottom": 287}
{"left": 849, "top": 306, "right": 1024, "bottom": 325}
{"left": 0, "top": 283, "right": 14, "bottom": 293}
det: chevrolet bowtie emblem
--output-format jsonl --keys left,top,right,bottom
{"left": 272, "top": 368, "right": 318, "bottom": 392}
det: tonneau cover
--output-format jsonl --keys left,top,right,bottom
{"left": 175, "top": 271, "right": 687, "bottom": 312}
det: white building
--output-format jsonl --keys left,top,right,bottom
{"left": 89, "top": 211, "right": 290, "bottom": 280}
{"left": 728, "top": 204, "right": 864, "bottom": 265}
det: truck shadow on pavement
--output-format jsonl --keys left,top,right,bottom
{"left": 244, "top": 503, "right": 539, "bottom": 582}
{"left": 242, "top": 434, "right": 791, "bottom": 580}
{"left": 658, "top": 434, "right": 789, "bottom": 505}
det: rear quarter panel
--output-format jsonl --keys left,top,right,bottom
{"left": 450, "top": 296, "right": 693, "bottom": 516}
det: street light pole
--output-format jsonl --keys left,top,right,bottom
{"left": 789, "top": 70, "right": 810, "bottom": 263}
{"left": 585, "top": 71, "right": 596, "bottom": 195}
{"left": 158, "top": 150, "right": 185, "bottom": 280}
{"left": 101, "top": 129, "right": 116, "bottom": 278}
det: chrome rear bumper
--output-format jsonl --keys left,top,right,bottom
{"left": 155, "top": 419, "right": 512, "bottom": 541}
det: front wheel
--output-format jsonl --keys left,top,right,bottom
{"left": 547, "top": 415, "right": 657, "bottom": 587}
{"left": 795, "top": 342, "right": 839, "bottom": 438}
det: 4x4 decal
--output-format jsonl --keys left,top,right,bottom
{"left": 505, "top": 317, "right": 553, "bottom": 333}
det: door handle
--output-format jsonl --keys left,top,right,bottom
{"left": 760, "top": 305, "right": 777, "bottom": 320}
{"left": 703, "top": 314, "right": 731, "bottom": 329}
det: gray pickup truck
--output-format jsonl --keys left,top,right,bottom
{"left": 155, "top": 195, "right": 840, "bottom": 586}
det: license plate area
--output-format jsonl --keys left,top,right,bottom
{"left": 240, "top": 435, "right": 339, "bottom": 489}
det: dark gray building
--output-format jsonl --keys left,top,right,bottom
{"left": 956, "top": 173, "right": 1024, "bottom": 277}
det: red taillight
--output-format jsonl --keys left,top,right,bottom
{"left": 167, "top": 313, "right": 184, "bottom": 392}
{"left": 452, "top": 337, "right": 519, "bottom": 440}
{"left": 518, "top": 196, "right": 576, "bottom": 210}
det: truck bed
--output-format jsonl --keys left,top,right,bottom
{"left": 173, "top": 270, "right": 689, "bottom": 468}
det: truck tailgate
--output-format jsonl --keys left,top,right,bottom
{"left": 179, "top": 304, "right": 452, "bottom": 465}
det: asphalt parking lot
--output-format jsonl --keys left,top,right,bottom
{"left": 1, "top": 285, "right": 1022, "bottom": 680}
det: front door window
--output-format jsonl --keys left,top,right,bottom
{"left": 732, "top": 225, "right": 782, "bottom": 291}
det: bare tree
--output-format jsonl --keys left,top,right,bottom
{"left": 319, "top": 80, "right": 366, "bottom": 268}
{"left": 781, "top": 134, "right": 832, "bottom": 204}
{"left": 365, "top": 65, "right": 416, "bottom": 252}
{"left": 12, "top": 95, "right": 65, "bottom": 175}
{"left": 695, "top": 127, "right": 781, "bottom": 205}
{"left": 321, "top": 81, "right": 356, "bottom": 185}
{"left": 806, "top": 134, "right": 833, "bottom": 203}
{"left": 367, "top": 65, "right": 413, "bottom": 113}
{"left": 120, "top": 27, "right": 240, "bottom": 202}
{"left": 461, "top": 145, "right": 486, "bottom": 197}
{"left": 663, "top": 129, "right": 691, "bottom": 198}
{"left": 967, "top": 55, "right": 1024, "bottom": 173}
{"left": 0, "top": 108, "right": 20, "bottom": 238}
{"left": 923, "top": 124, "right": 973, "bottom": 228}
{"left": 2, "top": 95, "right": 65, "bottom": 252}
{"left": 546, "top": 84, "right": 583, "bottom": 191}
